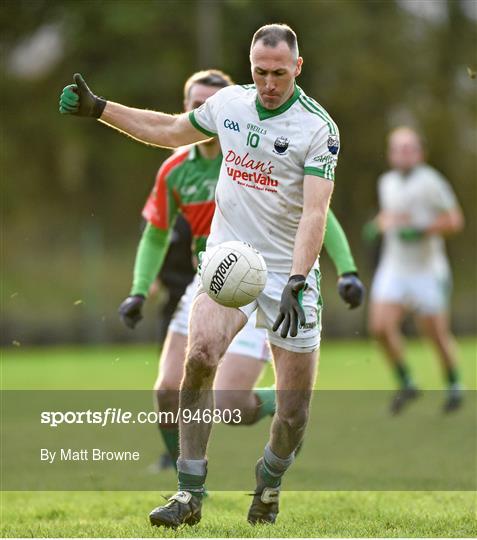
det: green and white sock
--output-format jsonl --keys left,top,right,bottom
{"left": 177, "top": 458, "right": 207, "bottom": 498}
{"left": 260, "top": 443, "right": 294, "bottom": 488}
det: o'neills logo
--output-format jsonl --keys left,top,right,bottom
{"left": 225, "top": 150, "right": 278, "bottom": 188}
{"left": 209, "top": 253, "right": 238, "bottom": 295}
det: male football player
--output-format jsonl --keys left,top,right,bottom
{"left": 117, "top": 70, "right": 364, "bottom": 469}
{"left": 60, "top": 23, "right": 349, "bottom": 527}
{"left": 367, "top": 127, "right": 464, "bottom": 414}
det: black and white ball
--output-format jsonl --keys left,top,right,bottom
{"left": 200, "top": 241, "right": 267, "bottom": 308}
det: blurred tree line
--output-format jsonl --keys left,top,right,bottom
{"left": 2, "top": 0, "right": 476, "bottom": 344}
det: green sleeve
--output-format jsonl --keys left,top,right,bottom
{"left": 130, "top": 223, "right": 170, "bottom": 297}
{"left": 323, "top": 209, "right": 358, "bottom": 276}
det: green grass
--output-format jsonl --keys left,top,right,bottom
{"left": 1, "top": 339, "right": 476, "bottom": 537}
{"left": 1, "top": 491, "right": 475, "bottom": 537}
{"left": 2, "top": 337, "right": 476, "bottom": 390}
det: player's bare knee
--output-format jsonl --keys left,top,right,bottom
{"left": 155, "top": 384, "right": 180, "bottom": 413}
{"left": 185, "top": 343, "right": 219, "bottom": 383}
{"left": 276, "top": 406, "right": 309, "bottom": 433}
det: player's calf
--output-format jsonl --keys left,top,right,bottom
{"left": 270, "top": 394, "right": 310, "bottom": 457}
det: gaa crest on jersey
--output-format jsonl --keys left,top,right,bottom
{"left": 224, "top": 118, "right": 240, "bottom": 132}
{"left": 327, "top": 135, "right": 339, "bottom": 155}
{"left": 273, "top": 136, "right": 290, "bottom": 155}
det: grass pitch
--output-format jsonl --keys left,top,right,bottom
{"left": 1, "top": 338, "right": 476, "bottom": 537}
{"left": 1, "top": 490, "right": 475, "bottom": 538}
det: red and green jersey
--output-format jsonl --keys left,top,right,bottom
{"left": 142, "top": 145, "right": 222, "bottom": 255}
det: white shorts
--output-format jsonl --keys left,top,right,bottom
{"left": 169, "top": 274, "right": 271, "bottom": 361}
{"left": 237, "top": 268, "right": 323, "bottom": 354}
{"left": 370, "top": 265, "right": 451, "bottom": 314}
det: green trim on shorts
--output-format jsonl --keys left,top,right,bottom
{"left": 314, "top": 268, "right": 323, "bottom": 330}
{"left": 297, "top": 288, "right": 304, "bottom": 308}
{"left": 314, "top": 269, "right": 324, "bottom": 309}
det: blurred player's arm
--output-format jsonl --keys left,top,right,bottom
{"left": 362, "top": 211, "right": 402, "bottom": 242}
{"left": 398, "top": 206, "right": 464, "bottom": 241}
{"left": 118, "top": 156, "right": 180, "bottom": 329}
{"left": 363, "top": 172, "right": 399, "bottom": 241}
{"left": 59, "top": 74, "right": 210, "bottom": 148}
{"left": 324, "top": 209, "right": 365, "bottom": 309}
{"left": 420, "top": 174, "right": 464, "bottom": 237}
{"left": 118, "top": 223, "right": 172, "bottom": 329}
{"left": 425, "top": 207, "right": 464, "bottom": 236}
{"left": 324, "top": 209, "right": 357, "bottom": 275}
{"left": 130, "top": 223, "right": 171, "bottom": 297}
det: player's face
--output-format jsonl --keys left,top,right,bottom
{"left": 387, "top": 130, "right": 424, "bottom": 173}
{"left": 184, "top": 83, "right": 221, "bottom": 112}
{"left": 250, "top": 41, "right": 303, "bottom": 110}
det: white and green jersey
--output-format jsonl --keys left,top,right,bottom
{"left": 377, "top": 164, "right": 458, "bottom": 275}
{"left": 189, "top": 84, "right": 339, "bottom": 273}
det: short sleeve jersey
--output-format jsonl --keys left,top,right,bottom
{"left": 189, "top": 84, "right": 339, "bottom": 273}
{"left": 142, "top": 145, "right": 222, "bottom": 255}
{"left": 377, "top": 164, "right": 458, "bottom": 274}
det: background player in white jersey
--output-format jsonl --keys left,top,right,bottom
{"left": 60, "top": 23, "right": 342, "bottom": 527}
{"left": 367, "top": 127, "right": 464, "bottom": 414}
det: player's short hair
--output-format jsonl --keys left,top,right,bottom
{"left": 251, "top": 23, "right": 299, "bottom": 59}
{"left": 183, "top": 69, "right": 233, "bottom": 101}
{"left": 388, "top": 126, "right": 426, "bottom": 150}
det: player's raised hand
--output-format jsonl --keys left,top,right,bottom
{"left": 273, "top": 275, "right": 307, "bottom": 338}
{"left": 337, "top": 273, "right": 365, "bottom": 309}
{"left": 59, "top": 73, "right": 106, "bottom": 118}
{"left": 118, "top": 295, "right": 145, "bottom": 329}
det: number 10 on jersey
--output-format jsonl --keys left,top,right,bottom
{"left": 247, "top": 132, "right": 260, "bottom": 148}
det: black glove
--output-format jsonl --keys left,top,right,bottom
{"left": 59, "top": 73, "right": 106, "bottom": 118}
{"left": 272, "top": 275, "right": 307, "bottom": 338}
{"left": 118, "top": 295, "right": 145, "bottom": 329}
{"left": 337, "top": 272, "right": 365, "bottom": 309}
